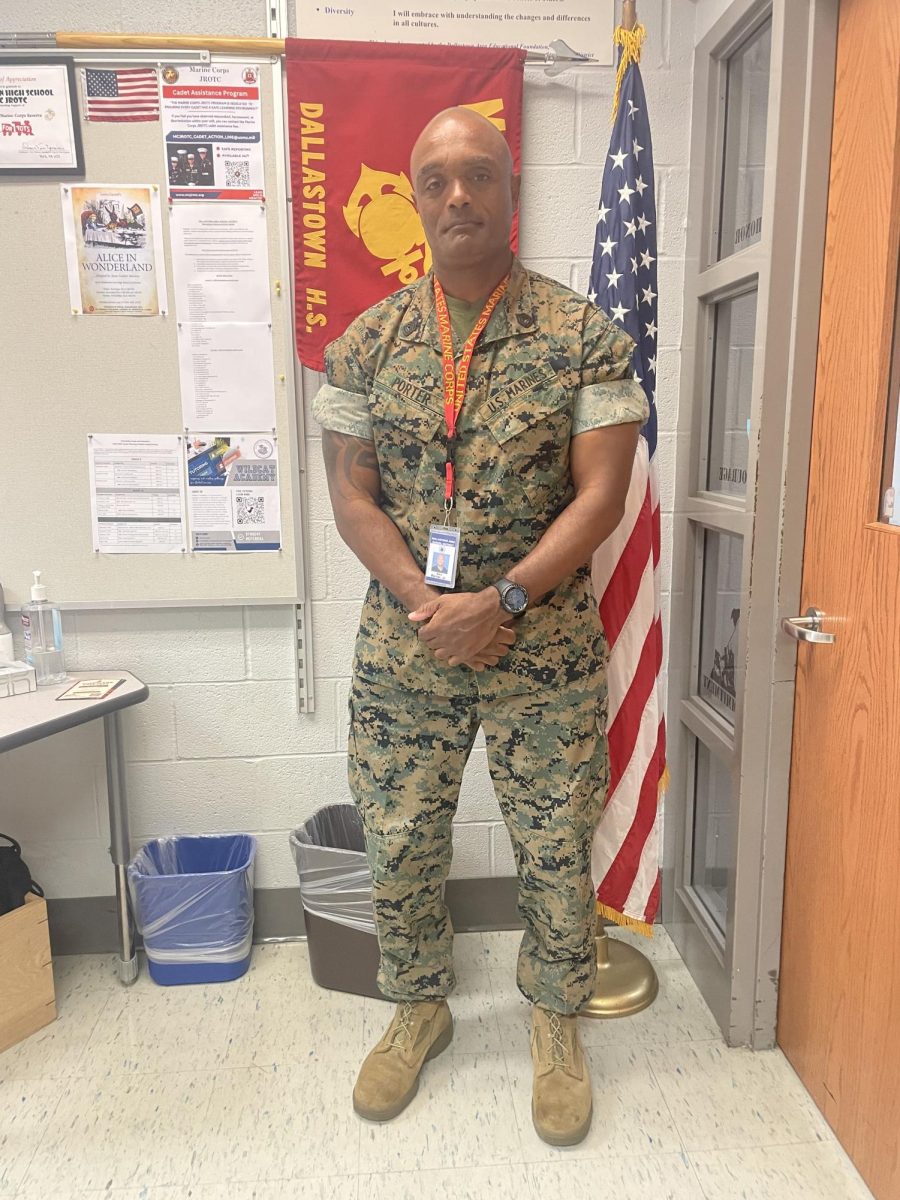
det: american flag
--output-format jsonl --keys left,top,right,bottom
{"left": 83, "top": 69, "right": 160, "bottom": 122}
{"left": 590, "top": 26, "right": 666, "bottom": 935}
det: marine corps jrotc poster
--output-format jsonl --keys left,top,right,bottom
{"left": 285, "top": 39, "right": 524, "bottom": 370}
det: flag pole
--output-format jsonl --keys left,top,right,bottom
{"left": 580, "top": 0, "right": 660, "bottom": 1021}
{"left": 56, "top": 32, "right": 280, "bottom": 53}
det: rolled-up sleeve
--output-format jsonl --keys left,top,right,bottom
{"left": 573, "top": 309, "right": 650, "bottom": 435}
{"left": 312, "top": 332, "right": 374, "bottom": 440}
{"left": 312, "top": 382, "right": 373, "bottom": 440}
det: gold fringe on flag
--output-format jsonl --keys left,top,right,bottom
{"left": 611, "top": 21, "right": 647, "bottom": 123}
{"left": 659, "top": 763, "right": 671, "bottom": 794}
{"left": 596, "top": 901, "right": 654, "bottom": 938}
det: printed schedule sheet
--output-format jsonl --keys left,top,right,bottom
{"left": 87, "top": 434, "right": 187, "bottom": 553}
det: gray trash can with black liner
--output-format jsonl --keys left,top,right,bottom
{"left": 290, "top": 803, "right": 382, "bottom": 1000}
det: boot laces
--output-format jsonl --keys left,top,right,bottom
{"left": 547, "top": 1012, "right": 569, "bottom": 1067}
{"left": 390, "top": 1001, "right": 415, "bottom": 1049}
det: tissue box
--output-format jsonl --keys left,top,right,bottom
{"left": 0, "top": 893, "right": 57, "bottom": 1052}
{"left": 0, "top": 661, "right": 37, "bottom": 699}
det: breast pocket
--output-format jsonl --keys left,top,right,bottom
{"left": 370, "top": 384, "right": 443, "bottom": 507}
{"left": 486, "top": 379, "right": 573, "bottom": 515}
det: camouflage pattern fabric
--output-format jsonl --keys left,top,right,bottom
{"left": 349, "top": 675, "right": 609, "bottom": 1013}
{"left": 317, "top": 259, "right": 648, "bottom": 702}
{"left": 315, "top": 259, "right": 646, "bottom": 1013}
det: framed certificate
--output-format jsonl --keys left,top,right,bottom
{"left": 0, "top": 57, "right": 85, "bottom": 177}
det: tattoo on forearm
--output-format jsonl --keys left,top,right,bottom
{"left": 323, "top": 431, "right": 380, "bottom": 496}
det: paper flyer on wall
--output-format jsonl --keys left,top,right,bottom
{"left": 0, "top": 61, "right": 82, "bottom": 172}
{"left": 186, "top": 434, "right": 281, "bottom": 551}
{"left": 87, "top": 434, "right": 186, "bottom": 552}
{"left": 177, "top": 321, "right": 275, "bottom": 430}
{"left": 161, "top": 62, "right": 265, "bottom": 202}
{"left": 169, "top": 204, "right": 271, "bottom": 323}
{"left": 61, "top": 184, "right": 167, "bottom": 315}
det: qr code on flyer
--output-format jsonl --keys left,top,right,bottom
{"left": 224, "top": 159, "right": 251, "bottom": 188}
{"left": 236, "top": 495, "right": 265, "bottom": 525}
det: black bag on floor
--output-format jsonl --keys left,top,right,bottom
{"left": 0, "top": 834, "right": 44, "bottom": 916}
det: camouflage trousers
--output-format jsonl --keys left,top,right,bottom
{"left": 348, "top": 675, "right": 609, "bottom": 1015}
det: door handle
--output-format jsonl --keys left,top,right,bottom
{"left": 781, "top": 607, "right": 836, "bottom": 644}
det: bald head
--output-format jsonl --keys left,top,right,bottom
{"left": 411, "top": 107, "right": 513, "bottom": 180}
{"left": 410, "top": 106, "right": 520, "bottom": 284}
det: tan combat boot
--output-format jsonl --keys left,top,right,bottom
{"left": 530, "top": 1005, "right": 593, "bottom": 1146}
{"left": 352, "top": 999, "right": 453, "bottom": 1121}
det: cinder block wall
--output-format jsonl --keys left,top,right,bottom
{"left": 1, "top": 0, "right": 695, "bottom": 900}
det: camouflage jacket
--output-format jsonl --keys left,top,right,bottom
{"left": 314, "top": 259, "right": 649, "bottom": 699}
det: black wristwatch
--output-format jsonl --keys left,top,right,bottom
{"left": 492, "top": 577, "right": 529, "bottom": 617}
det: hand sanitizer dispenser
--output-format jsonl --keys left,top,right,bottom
{"left": 21, "top": 571, "right": 67, "bottom": 685}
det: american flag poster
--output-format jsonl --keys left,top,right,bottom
{"left": 83, "top": 69, "right": 160, "bottom": 123}
{"left": 590, "top": 24, "right": 667, "bottom": 934}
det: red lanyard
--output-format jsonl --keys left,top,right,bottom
{"left": 433, "top": 274, "right": 509, "bottom": 506}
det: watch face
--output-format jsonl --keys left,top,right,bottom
{"left": 505, "top": 584, "right": 528, "bottom": 614}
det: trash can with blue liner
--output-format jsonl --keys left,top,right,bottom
{"left": 127, "top": 834, "right": 256, "bottom": 985}
{"left": 290, "top": 804, "right": 382, "bottom": 1000}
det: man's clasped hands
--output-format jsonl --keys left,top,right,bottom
{"left": 408, "top": 587, "right": 516, "bottom": 672}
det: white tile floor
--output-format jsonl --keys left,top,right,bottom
{"left": 0, "top": 928, "right": 876, "bottom": 1200}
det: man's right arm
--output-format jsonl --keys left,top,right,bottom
{"left": 321, "top": 430, "right": 436, "bottom": 614}
{"left": 316, "top": 328, "right": 514, "bottom": 668}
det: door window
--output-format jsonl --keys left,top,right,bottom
{"left": 717, "top": 19, "right": 772, "bottom": 260}
{"left": 690, "top": 739, "right": 735, "bottom": 935}
{"left": 668, "top": 0, "right": 836, "bottom": 1048}
{"left": 698, "top": 529, "right": 743, "bottom": 725}
{"left": 703, "top": 291, "right": 758, "bottom": 497}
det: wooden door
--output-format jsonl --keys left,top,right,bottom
{"left": 778, "top": 2, "right": 900, "bottom": 1198}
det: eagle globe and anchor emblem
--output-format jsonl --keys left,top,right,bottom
{"left": 341, "top": 100, "right": 508, "bottom": 286}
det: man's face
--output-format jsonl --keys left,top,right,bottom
{"left": 412, "top": 118, "right": 520, "bottom": 271}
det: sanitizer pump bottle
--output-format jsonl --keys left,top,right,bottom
{"left": 22, "top": 571, "right": 67, "bottom": 685}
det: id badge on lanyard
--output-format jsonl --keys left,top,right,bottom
{"left": 425, "top": 523, "right": 461, "bottom": 589}
{"left": 428, "top": 273, "right": 509, "bottom": 589}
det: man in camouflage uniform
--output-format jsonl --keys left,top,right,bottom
{"left": 314, "top": 107, "right": 647, "bottom": 1145}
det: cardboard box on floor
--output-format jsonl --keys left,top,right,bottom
{"left": 0, "top": 892, "right": 57, "bottom": 1052}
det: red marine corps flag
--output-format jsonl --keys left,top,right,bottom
{"left": 285, "top": 40, "right": 524, "bottom": 370}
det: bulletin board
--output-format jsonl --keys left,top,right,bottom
{"left": 0, "top": 55, "right": 307, "bottom": 609}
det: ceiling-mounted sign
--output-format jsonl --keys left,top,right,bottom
{"left": 296, "top": 0, "right": 615, "bottom": 65}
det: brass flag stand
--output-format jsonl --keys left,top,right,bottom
{"left": 580, "top": 0, "right": 660, "bottom": 1024}
{"left": 581, "top": 920, "right": 659, "bottom": 1019}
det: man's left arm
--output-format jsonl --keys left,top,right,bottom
{"left": 503, "top": 420, "right": 641, "bottom": 597}
{"left": 412, "top": 309, "right": 649, "bottom": 664}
